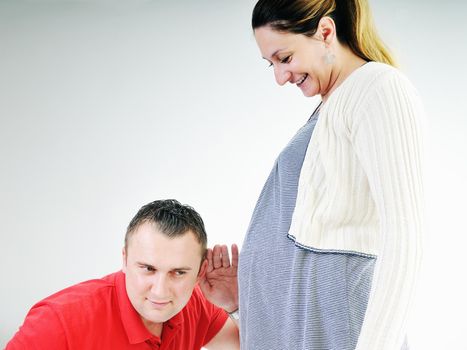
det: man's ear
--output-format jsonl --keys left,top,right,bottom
{"left": 122, "top": 247, "right": 127, "bottom": 273}
{"left": 197, "top": 259, "right": 208, "bottom": 280}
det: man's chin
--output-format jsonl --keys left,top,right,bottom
{"left": 141, "top": 312, "right": 169, "bottom": 331}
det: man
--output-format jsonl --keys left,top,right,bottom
{"left": 6, "top": 199, "right": 239, "bottom": 349}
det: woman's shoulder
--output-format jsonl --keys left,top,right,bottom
{"left": 351, "top": 62, "right": 422, "bottom": 118}
{"left": 323, "top": 62, "right": 421, "bottom": 124}
{"left": 327, "top": 62, "right": 396, "bottom": 105}
{"left": 339, "top": 61, "right": 416, "bottom": 103}
{"left": 352, "top": 62, "right": 406, "bottom": 86}
{"left": 323, "top": 61, "right": 419, "bottom": 117}
{"left": 361, "top": 62, "right": 413, "bottom": 89}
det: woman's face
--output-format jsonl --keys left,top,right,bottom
{"left": 254, "top": 25, "right": 332, "bottom": 98}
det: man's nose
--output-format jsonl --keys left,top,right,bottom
{"left": 151, "top": 273, "right": 169, "bottom": 297}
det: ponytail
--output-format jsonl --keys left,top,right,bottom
{"left": 339, "top": 0, "right": 396, "bottom": 66}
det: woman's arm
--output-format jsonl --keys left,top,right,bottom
{"left": 352, "top": 70, "right": 425, "bottom": 350}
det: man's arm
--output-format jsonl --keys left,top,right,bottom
{"left": 203, "top": 318, "right": 239, "bottom": 350}
{"left": 6, "top": 303, "right": 68, "bottom": 350}
{"left": 199, "top": 244, "right": 239, "bottom": 350}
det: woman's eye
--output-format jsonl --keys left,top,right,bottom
{"left": 280, "top": 55, "right": 291, "bottom": 64}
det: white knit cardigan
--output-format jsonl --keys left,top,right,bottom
{"left": 289, "top": 62, "right": 425, "bottom": 350}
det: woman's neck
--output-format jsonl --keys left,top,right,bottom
{"left": 322, "top": 46, "right": 368, "bottom": 102}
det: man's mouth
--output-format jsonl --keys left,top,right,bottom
{"left": 147, "top": 299, "right": 171, "bottom": 308}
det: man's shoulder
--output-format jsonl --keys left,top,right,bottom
{"left": 34, "top": 271, "right": 120, "bottom": 312}
{"left": 183, "top": 286, "right": 227, "bottom": 322}
{"left": 6, "top": 272, "right": 129, "bottom": 348}
{"left": 185, "top": 285, "right": 209, "bottom": 309}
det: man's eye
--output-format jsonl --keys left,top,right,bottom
{"left": 143, "top": 266, "right": 155, "bottom": 272}
{"left": 174, "top": 270, "right": 186, "bottom": 276}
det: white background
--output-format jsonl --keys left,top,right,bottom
{"left": 1, "top": 0, "right": 466, "bottom": 348}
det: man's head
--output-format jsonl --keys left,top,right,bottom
{"left": 124, "top": 199, "right": 207, "bottom": 257}
{"left": 122, "top": 199, "right": 209, "bottom": 335}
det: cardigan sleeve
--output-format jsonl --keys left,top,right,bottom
{"left": 351, "top": 70, "right": 425, "bottom": 350}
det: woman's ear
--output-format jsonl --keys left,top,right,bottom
{"left": 318, "top": 16, "right": 336, "bottom": 44}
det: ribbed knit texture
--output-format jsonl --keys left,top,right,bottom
{"left": 290, "top": 62, "right": 425, "bottom": 349}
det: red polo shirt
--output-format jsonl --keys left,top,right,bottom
{"left": 6, "top": 271, "right": 228, "bottom": 349}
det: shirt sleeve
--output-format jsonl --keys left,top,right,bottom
{"left": 351, "top": 70, "right": 425, "bottom": 349}
{"left": 192, "top": 287, "right": 229, "bottom": 347}
{"left": 5, "top": 303, "right": 68, "bottom": 350}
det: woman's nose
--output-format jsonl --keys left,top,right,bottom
{"left": 274, "top": 65, "right": 291, "bottom": 86}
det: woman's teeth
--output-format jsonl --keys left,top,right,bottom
{"left": 297, "top": 74, "right": 308, "bottom": 86}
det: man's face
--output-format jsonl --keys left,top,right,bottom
{"left": 122, "top": 222, "right": 206, "bottom": 334}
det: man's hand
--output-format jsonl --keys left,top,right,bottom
{"left": 199, "top": 244, "right": 239, "bottom": 313}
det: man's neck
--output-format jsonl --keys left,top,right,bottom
{"left": 143, "top": 320, "right": 163, "bottom": 338}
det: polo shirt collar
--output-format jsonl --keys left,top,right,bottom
{"left": 164, "top": 304, "right": 184, "bottom": 328}
{"left": 114, "top": 271, "right": 185, "bottom": 345}
{"left": 115, "top": 270, "right": 156, "bottom": 344}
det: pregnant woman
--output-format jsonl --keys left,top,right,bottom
{"left": 237, "top": 0, "right": 425, "bottom": 349}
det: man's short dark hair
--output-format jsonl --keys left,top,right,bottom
{"left": 125, "top": 199, "right": 207, "bottom": 257}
